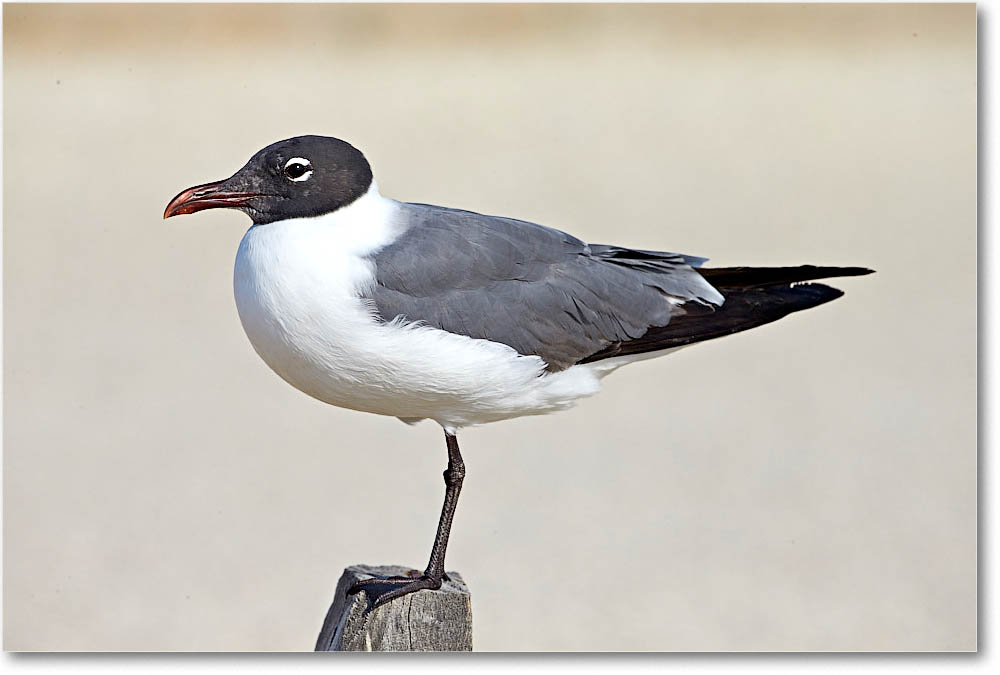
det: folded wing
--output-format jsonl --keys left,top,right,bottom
{"left": 365, "top": 203, "right": 723, "bottom": 371}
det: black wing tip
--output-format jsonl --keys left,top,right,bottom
{"left": 577, "top": 280, "right": 855, "bottom": 366}
{"left": 699, "top": 264, "right": 875, "bottom": 290}
{"left": 834, "top": 266, "right": 876, "bottom": 277}
{"left": 785, "top": 281, "right": 845, "bottom": 305}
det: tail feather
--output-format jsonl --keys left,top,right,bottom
{"left": 577, "top": 265, "right": 873, "bottom": 365}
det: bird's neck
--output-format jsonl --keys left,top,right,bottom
{"left": 265, "top": 180, "right": 405, "bottom": 258}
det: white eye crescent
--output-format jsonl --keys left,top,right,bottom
{"left": 283, "top": 157, "right": 313, "bottom": 182}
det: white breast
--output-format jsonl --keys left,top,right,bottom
{"left": 232, "top": 185, "right": 608, "bottom": 431}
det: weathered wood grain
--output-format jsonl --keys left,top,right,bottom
{"left": 315, "top": 564, "right": 472, "bottom": 652}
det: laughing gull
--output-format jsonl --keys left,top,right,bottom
{"left": 164, "top": 135, "right": 872, "bottom": 607}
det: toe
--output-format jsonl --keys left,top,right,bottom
{"left": 348, "top": 573, "right": 422, "bottom": 594}
{"left": 351, "top": 575, "right": 444, "bottom": 610}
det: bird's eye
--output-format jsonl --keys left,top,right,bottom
{"left": 283, "top": 157, "right": 313, "bottom": 182}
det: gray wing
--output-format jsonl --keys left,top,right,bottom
{"left": 364, "top": 202, "right": 724, "bottom": 371}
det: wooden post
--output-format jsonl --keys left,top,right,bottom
{"left": 315, "top": 564, "right": 473, "bottom": 651}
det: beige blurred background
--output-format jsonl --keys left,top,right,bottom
{"left": 3, "top": 3, "right": 976, "bottom": 652}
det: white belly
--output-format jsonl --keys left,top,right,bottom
{"left": 231, "top": 194, "right": 606, "bottom": 430}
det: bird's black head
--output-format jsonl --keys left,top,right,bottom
{"left": 164, "top": 135, "right": 373, "bottom": 224}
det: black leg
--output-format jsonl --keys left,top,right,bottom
{"left": 425, "top": 433, "right": 465, "bottom": 579}
{"left": 349, "top": 431, "right": 466, "bottom": 609}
